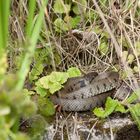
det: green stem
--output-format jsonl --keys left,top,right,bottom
{"left": 0, "top": 0, "right": 10, "bottom": 55}
{"left": 15, "top": 0, "right": 48, "bottom": 91}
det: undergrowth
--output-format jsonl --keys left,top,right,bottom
{"left": 1, "top": 0, "right": 140, "bottom": 139}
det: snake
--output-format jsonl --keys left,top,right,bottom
{"left": 50, "top": 71, "right": 124, "bottom": 111}
{"left": 50, "top": 29, "right": 138, "bottom": 111}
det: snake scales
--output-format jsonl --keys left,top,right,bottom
{"left": 50, "top": 72, "right": 126, "bottom": 111}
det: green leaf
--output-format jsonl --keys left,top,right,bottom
{"left": 29, "top": 63, "right": 44, "bottom": 81}
{"left": 56, "top": 15, "right": 81, "bottom": 31}
{"left": 49, "top": 82, "right": 63, "bottom": 94}
{"left": 93, "top": 107, "right": 105, "bottom": 118}
{"left": 126, "top": 92, "right": 138, "bottom": 104}
{"left": 49, "top": 72, "right": 68, "bottom": 83}
{"left": 129, "top": 104, "right": 140, "bottom": 116}
{"left": 38, "top": 76, "right": 50, "bottom": 89}
{"left": 98, "top": 41, "right": 108, "bottom": 55}
{"left": 35, "top": 86, "right": 48, "bottom": 97}
{"left": 84, "top": 10, "right": 97, "bottom": 21}
{"left": 127, "top": 54, "right": 134, "bottom": 64}
{"left": 54, "top": 0, "right": 70, "bottom": 14}
{"left": 115, "top": 103, "right": 127, "bottom": 113}
{"left": 65, "top": 16, "right": 81, "bottom": 29}
{"left": 23, "top": 89, "right": 35, "bottom": 96}
{"left": 38, "top": 98, "right": 55, "bottom": 116}
{"left": 54, "top": 18, "right": 69, "bottom": 32}
{"left": 35, "top": 67, "right": 81, "bottom": 96}
{"left": 93, "top": 97, "right": 127, "bottom": 118}
{"left": 73, "top": 0, "right": 87, "bottom": 14}
{"left": 93, "top": 97, "right": 118, "bottom": 118}
{"left": 103, "top": 97, "right": 118, "bottom": 117}
{"left": 70, "top": 16, "right": 81, "bottom": 28}
{"left": 36, "top": 71, "right": 69, "bottom": 94}
{"left": 67, "top": 67, "right": 81, "bottom": 78}
{"left": 129, "top": 104, "right": 140, "bottom": 130}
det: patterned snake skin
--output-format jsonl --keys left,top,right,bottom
{"left": 50, "top": 72, "right": 120, "bottom": 111}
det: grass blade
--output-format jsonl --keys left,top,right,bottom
{"left": 15, "top": 0, "right": 48, "bottom": 91}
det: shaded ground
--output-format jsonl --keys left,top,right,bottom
{"left": 43, "top": 112, "right": 140, "bottom": 140}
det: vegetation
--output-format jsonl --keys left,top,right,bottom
{"left": 1, "top": 0, "right": 140, "bottom": 139}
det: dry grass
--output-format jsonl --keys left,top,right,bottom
{"left": 43, "top": 112, "right": 135, "bottom": 140}
{"left": 10, "top": 0, "right": 140, "bottom": 74}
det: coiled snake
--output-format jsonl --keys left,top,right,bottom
{"left": 50, "top": 72, "right": 128, "bottom": 111}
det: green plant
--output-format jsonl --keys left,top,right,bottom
{"left": 53, "top": 0, "right": 88, "bottom": 32}
{"left": 15, "top": 0, "right": 48, "bottom": 91}
{"left": 93, "top": 97, "right": 127, "bottom": 118}
{"left": 93, "top": 91, "right": 140, "bottom": 130}
{"left": 0, "top": 0, "right": 49, "bottom": 139}
{"left": 34, "top": 67, "right": 81, "bottom": 117}
{"left": 0, "top": 89, "right": 37, "bottom": 139}
{"left": 29, "top": 47, "right": 53, "bottom": 82}
{"left": 29, "top": 46, "right": 61, "bottom": 82}
{"left": 35, "top": 67, "right": 81, "bottom": 97}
